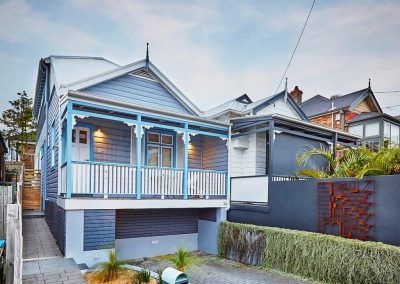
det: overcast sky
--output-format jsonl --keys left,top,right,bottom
{"left": 0, "top": 0, "right": 399, "bottom": 116}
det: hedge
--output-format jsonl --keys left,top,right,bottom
{"left": 218, "top": 221, "right": 400, "bottom": 284}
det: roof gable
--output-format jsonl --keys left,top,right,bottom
{"left": 82, "top": 73, "right": 193, "bottom": 115}
{"left": 301, "top": 88, "right": 382, "bottom": 117}
{"left": 252, "top": 91, "right": 309, "bottom": 121}
{"left": 63, "top": 60, "right": 202, "bottom": 116}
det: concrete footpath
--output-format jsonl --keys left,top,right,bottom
{"left": 22, "top": 211, "right": 85, "bottom": 284}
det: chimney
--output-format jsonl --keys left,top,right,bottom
{"left": 290, "top": 86, "right": 303, "bottom": 106}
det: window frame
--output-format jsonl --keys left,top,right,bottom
{"left": 145, "top": 130, "right": 176, "bottom": 168}
{"left": 50, "top": 123, "right": 56, "bottom": 168}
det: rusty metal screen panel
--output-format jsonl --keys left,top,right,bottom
{"left": 317, "top": 180, "right": 375, "bottom": 241}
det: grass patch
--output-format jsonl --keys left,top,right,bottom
{"left": 218, "top": 221, "right": 400, "bottom": 284}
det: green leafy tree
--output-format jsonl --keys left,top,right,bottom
{"left": 0, "top": 91, "right": 36, "bottom": 153}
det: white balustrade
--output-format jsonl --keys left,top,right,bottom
{"left": 141, "top": 167, "right": 183, "bottom": 196}
{"left": 68, "top": 162, "right": 226, "bottom": 199}
{"left": 71, "top": 161, "right": 136, "bottom": 195}
{"left": 188, "top": 170, "right": 226, "bottom": 197}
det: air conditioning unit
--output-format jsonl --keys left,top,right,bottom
{"left": 232, "top": 136, "right": 249, "bottom": 150}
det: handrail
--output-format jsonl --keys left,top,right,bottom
{"left": 188, "top": 168, "right": 227, "bottom": 174}
{"left": 72, "top": 160, "right": 136, "bottom": 167}
{"left": 141, "top": 165, "right": 184, "bottom": 171}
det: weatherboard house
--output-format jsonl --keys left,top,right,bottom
{"left": 33, "top": 54, "right": 229, "bottom": 266}
{"left": 204, "top": 88, "right": 359, "bottom": 206}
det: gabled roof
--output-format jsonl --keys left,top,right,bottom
{"left": 61, "top": 59, "right": 202, "bottom": 116}
{"left": 34, "top": 56, "right": 120, "bottom": 117}
{"left": 34, "top": 56, "right": 203, "bottom": 117}
{"left": 203, "top": 90, "right": 309, "bottom": 121}
{"left": 348, "top": 112, "right": 400, "bottom": 125}
{"left": 301, "top": 88, "right": 382, "bottom": 118}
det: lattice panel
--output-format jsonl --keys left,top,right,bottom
{"left": 317, "top": 180, "right": 374, "bottom": 241}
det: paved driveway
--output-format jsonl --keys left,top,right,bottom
{"left": 134, "top": 253, "right": 312, "bottom": 284}
{"left": 22, "top": 214, "right": 85, "bottom": 284}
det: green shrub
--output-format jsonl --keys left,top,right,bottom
{"left": 87, "top": 249, "right": 130, "bottom": 282}
{"left": 135, "top": 268, "right": 151, "bottom": 283}
{"left": 218, "top": 221, "right": 400, "bottom": 284}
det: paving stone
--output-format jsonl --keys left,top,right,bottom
{"left": 22, "top": 217, "right": 85, "bottom": 284}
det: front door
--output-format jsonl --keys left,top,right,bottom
{"left": 72, "top": 127, "right": 91, "bottom": 161}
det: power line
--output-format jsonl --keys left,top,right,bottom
{"left": 382, "top": 105, "right": 400, "bottom": 109}
{"left": 375, "top": 90, "right": 400, "bottom": 94}
{"left": 274, "top": 0, "right": 316, "bottom": 95}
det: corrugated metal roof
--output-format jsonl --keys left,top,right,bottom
{"left": 203, "top": 94, "right": 276, "bottom": 117}
{"left": 301, "top": 88, "right": 369, "bottom": 117}
{"left": 48, "top": 55, "right": 120, "bottom": 87}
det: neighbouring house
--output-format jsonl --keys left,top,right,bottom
{"left": 347, "top": 112, "right": 400, "bottom": 150}
{"left": 0, "top": 133, "right": 7, "bottom": 183}
{"left": 204, "top": 89, "right": 359, "bottom": 204}
{"left": 33, "top": 55, "right": 229, "bottom": 266}
{"left": 300, "top": 84, "right": 382, "bottom": 131}
{"left": 299, "top": 84, "right": 399, "bottom": 149}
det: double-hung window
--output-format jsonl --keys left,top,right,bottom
{"left": 146, "top": 131, "right": 174, "bottom": 168}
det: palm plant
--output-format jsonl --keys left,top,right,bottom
{"left": 171, "top": 246, "right": 189, "bottom": 271}
{"left": 89, "top": 249, "right": 129, "bottom": 282}
{"left": 296, "top": 144, "right": 400, "bottom": 179}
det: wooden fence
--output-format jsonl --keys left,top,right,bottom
{"left": 5, "top": 181, "right": 23, "bottom": 283}
{"left": 0, "top": 186, "right": 13, "bottom": 239}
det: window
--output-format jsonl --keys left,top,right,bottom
{"left": 349, "top": 124, "right": 363, "bottom": 137}
{"left": 365, "top": 122, "right": 379, "bottom": 137}
{"left": 146, "top": 131, "right": 175, "bottom": 167}
{"left": 391, "top": 124, "right": 399, "bottom": 144}
{"left": 51, "top": 124, "right": 56, "bottom": 167}
{"left": 363, "top": 138, "right": 380, "bottom": 151}
{"left": 384, "top": 121, "right": 391, "bottom": 139}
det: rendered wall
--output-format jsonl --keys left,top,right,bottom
{"left": 228, "top": 175, "right": 400, "bottom": 246}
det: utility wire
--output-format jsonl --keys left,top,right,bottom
{"left": 274, "top": 0, "right": 316, "bottom": 94}
{"left": 382, "top": 105, "right": 400, "bottom": 109}
{"left": 375, "top": 91, "right": 400, "bottom": 93}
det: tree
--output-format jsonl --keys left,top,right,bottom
{"left": 0, "top": 91, "right": 36, "bottom": 154}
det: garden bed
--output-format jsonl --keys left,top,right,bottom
{"left": 218, "top": 221, "right": 400, "bottom": 284}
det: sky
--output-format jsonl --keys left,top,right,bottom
{"left": 0, "top": 0, "right": 399, "bottom": 116}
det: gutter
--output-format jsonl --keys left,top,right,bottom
{"left": 231, "top": 113, "right": 361, "bottom": 139}
{"left": 65, "top": 90, "right": 231, "bottom": 128}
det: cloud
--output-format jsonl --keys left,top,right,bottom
{"left": 0, "top": 0, "right": 399, "bottom": 116}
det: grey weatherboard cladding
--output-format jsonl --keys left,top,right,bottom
{"left": 84, "top": 210, "right": 116, "bottom": 251}
{"left": 45, "top": 200, "right": 66, "bottom": 255}
{"left": 82, "top": 74, "right": 193, "bottom": 115}
{"left": 116, "top": 209, "right": 199, "bottom": 239}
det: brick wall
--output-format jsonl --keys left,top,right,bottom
{"left": 310, "top": 109, "right": 359, "bottom": 131}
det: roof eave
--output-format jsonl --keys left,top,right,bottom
{"left": 66, "top": 90, "right": 230, "bottom": 128}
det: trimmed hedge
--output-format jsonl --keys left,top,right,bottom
{"left": 218, "top": 221, "right": 400, "bottom": 284}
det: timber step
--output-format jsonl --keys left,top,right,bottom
{"left": 23, "top": 210, "right": 44, "bottom": 219}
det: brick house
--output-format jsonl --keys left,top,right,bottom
{"left": 293, "top": 85, "right": 382, "bottom": 131}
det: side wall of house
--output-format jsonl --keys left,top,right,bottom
{"left": 46, "top": 89, "right": 59, "bottom": 201}
{"left": 272, "top": 133, "right": 329, "bottom": 176}
{"left": 231, "top": 131, "right": 266, "bottom": 177}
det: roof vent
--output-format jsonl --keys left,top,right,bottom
{"left": 130, "top": 68, "right": 156, "bottom": 80}
{"left": 236, "top": 94, "right": 253, "bottom": 104}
